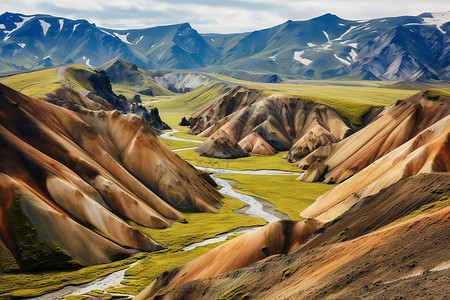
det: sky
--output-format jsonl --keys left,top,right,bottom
{"left": 1, "top": 0, "right": 449, "bottom": 33}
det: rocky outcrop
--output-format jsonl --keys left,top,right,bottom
{"left": 195, "top": 130, "right": 249, "bottom": 159}
{"left": 179, "top": 117, "right": 190, "bottom": 126}
{"left": 0, "top": 83, "right": 222, "bottom": 271}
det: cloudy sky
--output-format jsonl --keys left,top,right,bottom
{"left": 1, "top": 0, "right": 449, "bottom": 33}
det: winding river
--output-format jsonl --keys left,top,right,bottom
{"left": 33, "top": 129, "right": 299, "bottom": 299}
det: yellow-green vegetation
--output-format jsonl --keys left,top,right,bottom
{"left": 0, "top": 239, "right": 19, "bottom": 273}
{"left": 154, "top": 82, "right": 229, "bottom": 112}
{"left": 383, "top": 196, "right": 450, "bottom": 229}
{"left": 9, "top": 192, "right": 81, "bottom": 272}
{"left": 108, "top": 242, "right": 224, "bottom": 295}
{"left": 208, "top": 74, "right": 418, "bottom": 125}
{"left": 281, "top": 267, "right": 292, "bottom": 277}
{"left": 423, "top": 88, "right": 450, "bottom": 99}
{"left": 158, "top": 136, "right": 200, "bottom": 150}
{"left": 0, "top": 253, "right": 144, "bottom": 299}
{"left": 176, "top": 150, "right": 300, "bottom": 172}
{"left": 129, "top": 196, "right": 266, "bottom": 250}
{"left": 0, "top": 68, "right": 63, "bottom": 98}
{"left": 64, "top": 65, "right": 95, "bottom": 91}
{"left": 217, "top": 174, "right": 336, "bottom": 220}
{"left": 64, "top": 296, "right": 88, "bottom": 300}
{"left": 216, "top": 284, "right": 250, "bottom": 300}
{"left": 372, "top": 278, "right": 382, "bottom": 286}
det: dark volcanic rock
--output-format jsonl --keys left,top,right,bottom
{"left": 179, "top": 117, "right": 190, "bottom": 126}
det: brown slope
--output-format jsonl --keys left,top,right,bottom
{"left": 301, "top": 115, "right": 450, "bottom": 221}
{"left": 189, "top": 86, "right": 262, "bottom": 135}
{"left": 238, "top": 132, "right": 277, "bottom": 155}
{"left": 195, "top": 129, "right": 250, "bottom": 159}
{"left": 135, "top": 219, "right": 324, "bottom": 299}
{"left": 141, "top": 189, "right": 450, "bottom": 299}
{"left": 298, "top": 91, "right": 450, "bottom": 183}
{"left": 190, "top": 93, "right": 350, "bottom": 157}
{"left": 0, "top": 83, "right": 222, "bottom": 271}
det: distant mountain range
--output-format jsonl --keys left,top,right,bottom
{"left": 0, "top": 11, "right": 449, "bottom": 80}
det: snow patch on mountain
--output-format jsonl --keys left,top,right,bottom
{"left": 3, "top": 16, "right": 34, "bottom": 41}
{"left": 348, "top": 49, "right": 357, "bottom": 60}
{"left": 334, "top": 54, "right": 350, "bottom": 65}
{"left": 322, "top": 30, "right": 330, "bottom": 42}
{"left": 294, "top": 51, "right": 312, "bottom": 65}
{"left": 113, "top": 32, "right": 132, "bottom": 44}
{"left": 73, "top": 23, "right": 80, "bottom": 32}
{"left": 99, "top": 28, "right": 115, "bottom": 37}
{"left": 335, "top": 26, "right": 357, "bottom": 41}
{"left": 135, "top": 35, "right": 144, "bottom": 45}
{"left": 269, "top": 54, "right": 277, "bottom": 61}
{"left": 0, "top": 24, "right": 5, "bottom": 30}
{"left": 39, "top": 20, "right": 51, "bottom": 36}
{"left": 421, "top": 12, "right": 450, "bottom": 34}
{"left": 59, "top": 19, "right": 64, "bottom": 31}
{"left": 347, "top": 43, "right": 358, "bottom": 48}
{"left": 307, "top": 42, "right": 316, "bottom": 47}
{"left": 18, "top": 43, "right": 25, "bottom": 48}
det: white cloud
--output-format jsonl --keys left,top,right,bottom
{"left": 0, "top": 0, "right": 449, "bottom": 33}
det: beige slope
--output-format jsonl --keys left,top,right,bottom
{"left": 301, "top": 115, "right": 450, "bottom": 221}
{"left": 298, "top": 92, "right": 450, "bottom": 183}
{"left": 135, "top": 219, "right": 324, "bottom": 299}
{"left": 238, "top": 132, "right": 277, "bottom": 155}
{"left": 195, "top": 129, "right": 249, "bottom": 159}
{"left": 190, "top": 93, "right": 350, "bottom": 157}
{"left": 0, "top": 83, "right": 222, "bottom": 270}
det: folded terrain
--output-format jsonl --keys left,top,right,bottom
{"left": 0, "top": 83, "right": 222, "bottom": 271}
{"left": 190, "top": 90, "right": 351, "bottom": 158}
{"left": 1, "top": 12, "right": 449, "bottom": 80}
{"left": 137, "top": 173, "right": 450, "bottom": 299}
{"left": 299, "top": 90, "right": 450, "bottom": 221}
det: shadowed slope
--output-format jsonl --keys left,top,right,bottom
{"left": 0, "top": 83, "right": 222, "bottom": 270}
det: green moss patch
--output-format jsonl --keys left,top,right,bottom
{"left": 9, "top": 191, "right": 81, "bottom": 272}
{"left": 216, "top": 284, "right": 249, "bottom": 300}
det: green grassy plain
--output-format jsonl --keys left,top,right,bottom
{"left": 0, "top": 68, "right": 63, "bottom": 98}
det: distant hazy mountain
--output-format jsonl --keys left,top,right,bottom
{"left": 1, "top": 11, "right": 449, "bottom": 80}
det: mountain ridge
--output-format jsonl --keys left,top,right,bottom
{"left": 1, "top": 11, "right": 449, "bottom": 80}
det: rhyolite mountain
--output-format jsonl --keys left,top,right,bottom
{"left": 0, "top": 11, "right": 449, "bottom": 80}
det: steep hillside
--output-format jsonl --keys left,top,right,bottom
{"left": 1, "top": 12, "right": 449, "bottom": 80}
{"left": 189, "top": 92, "right": 351, "bottom": 157}
{"left": 301, "top": 114, "right": 450, "bottom": 221}
{"left": 298, "top": 90, "right": 450, "bottom": 184}
{"left": 137, "top": 173, "right": 450, "bottom": 299}
{"left": 98, "top": 58, "right": 173, "bottom": 96}
{"left": 0, "top": 83, "right": 222, "bottom": 271}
